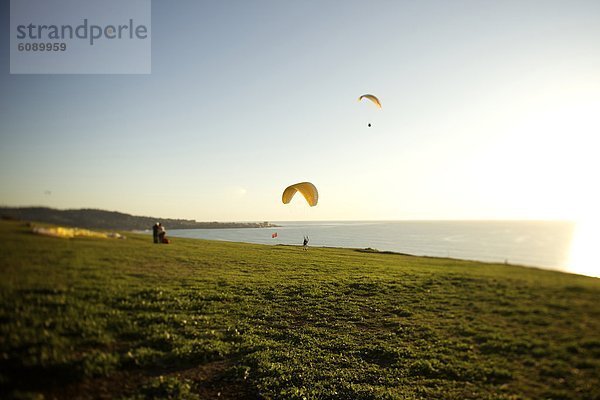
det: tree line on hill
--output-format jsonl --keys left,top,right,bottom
{"left": 0, "top": 207, "right": 277, "bottom": 231}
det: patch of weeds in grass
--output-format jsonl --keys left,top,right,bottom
{"left": 135, "top": 375, "right": 200, "bottom": 400}
{"left": 124, "top": 347, "right": 166, "bottom": 368}
{"left": 169, "top": 339, "right": 234, "bottom": 364}
{"left": 76, "top": 351, "right": 117, "bottom": 378}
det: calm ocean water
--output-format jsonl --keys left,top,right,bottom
{"left": 167, "top": 221, "right": 599, "bottom": 277}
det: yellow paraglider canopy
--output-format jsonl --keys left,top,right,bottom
{"left": 358, "top": 94, "right": 382, "bottom": 108}
{"left": 282, "top": 182, "right": 318, "bottom": 207}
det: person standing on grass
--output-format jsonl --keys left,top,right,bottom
{"left": 158, "top": 223, "right": 166, "bottom": 244}
{"left": 303, "top": 235, "right": 309, "bottom": 251}
{"left": 152, "top": 222, "right": 159, "bottom": 243}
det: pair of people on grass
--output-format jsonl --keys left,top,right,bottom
{"left": 152, "top": 222, "right": 168, "bottom": 244}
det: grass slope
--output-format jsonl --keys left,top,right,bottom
{"left": 0, "top": 220, "right": 599, "bottom": 399}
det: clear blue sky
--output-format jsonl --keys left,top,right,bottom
{"left": 1, "top": 0, "right": 599, "bottom": 222}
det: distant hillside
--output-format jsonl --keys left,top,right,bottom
{"left": 0, "top": 207, "right": 277, "bottom": 231}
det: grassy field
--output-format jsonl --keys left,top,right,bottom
{"left": 0, "top": 220, "right": 599, "bottom": 400}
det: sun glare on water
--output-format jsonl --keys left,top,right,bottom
{"left": 513, "top": 97, "right": 600, "bottom": 279}
{"left": 568, "top": 218, "right": 600, "bottom": 278}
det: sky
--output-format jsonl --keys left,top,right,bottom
{"left": 1, "top": 0, "right": 600, "bottom": 222}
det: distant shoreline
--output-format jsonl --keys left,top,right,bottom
{"left": 0, "top": 207, "right": 279, "bottom": 231}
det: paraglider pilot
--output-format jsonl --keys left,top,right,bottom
{"left": 303, "top": 235, "right": 309, "bottom": 251}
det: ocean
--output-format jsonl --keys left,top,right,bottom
{"left": 167, "top": 220, "right": 598, "bottom": 278}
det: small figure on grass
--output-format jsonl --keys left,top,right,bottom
{"left": 152, "top": 222, "right": 160, "bottom": 243}
{"left": 158, "top": 223, "right": 169, "bottom": 244}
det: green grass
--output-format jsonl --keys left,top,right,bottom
{"left": 1, "top": 220, "right": 599, "bottom": 399}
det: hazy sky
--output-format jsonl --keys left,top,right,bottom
{"left": 1, "top": 0, "right": 599, "bottom": 221}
